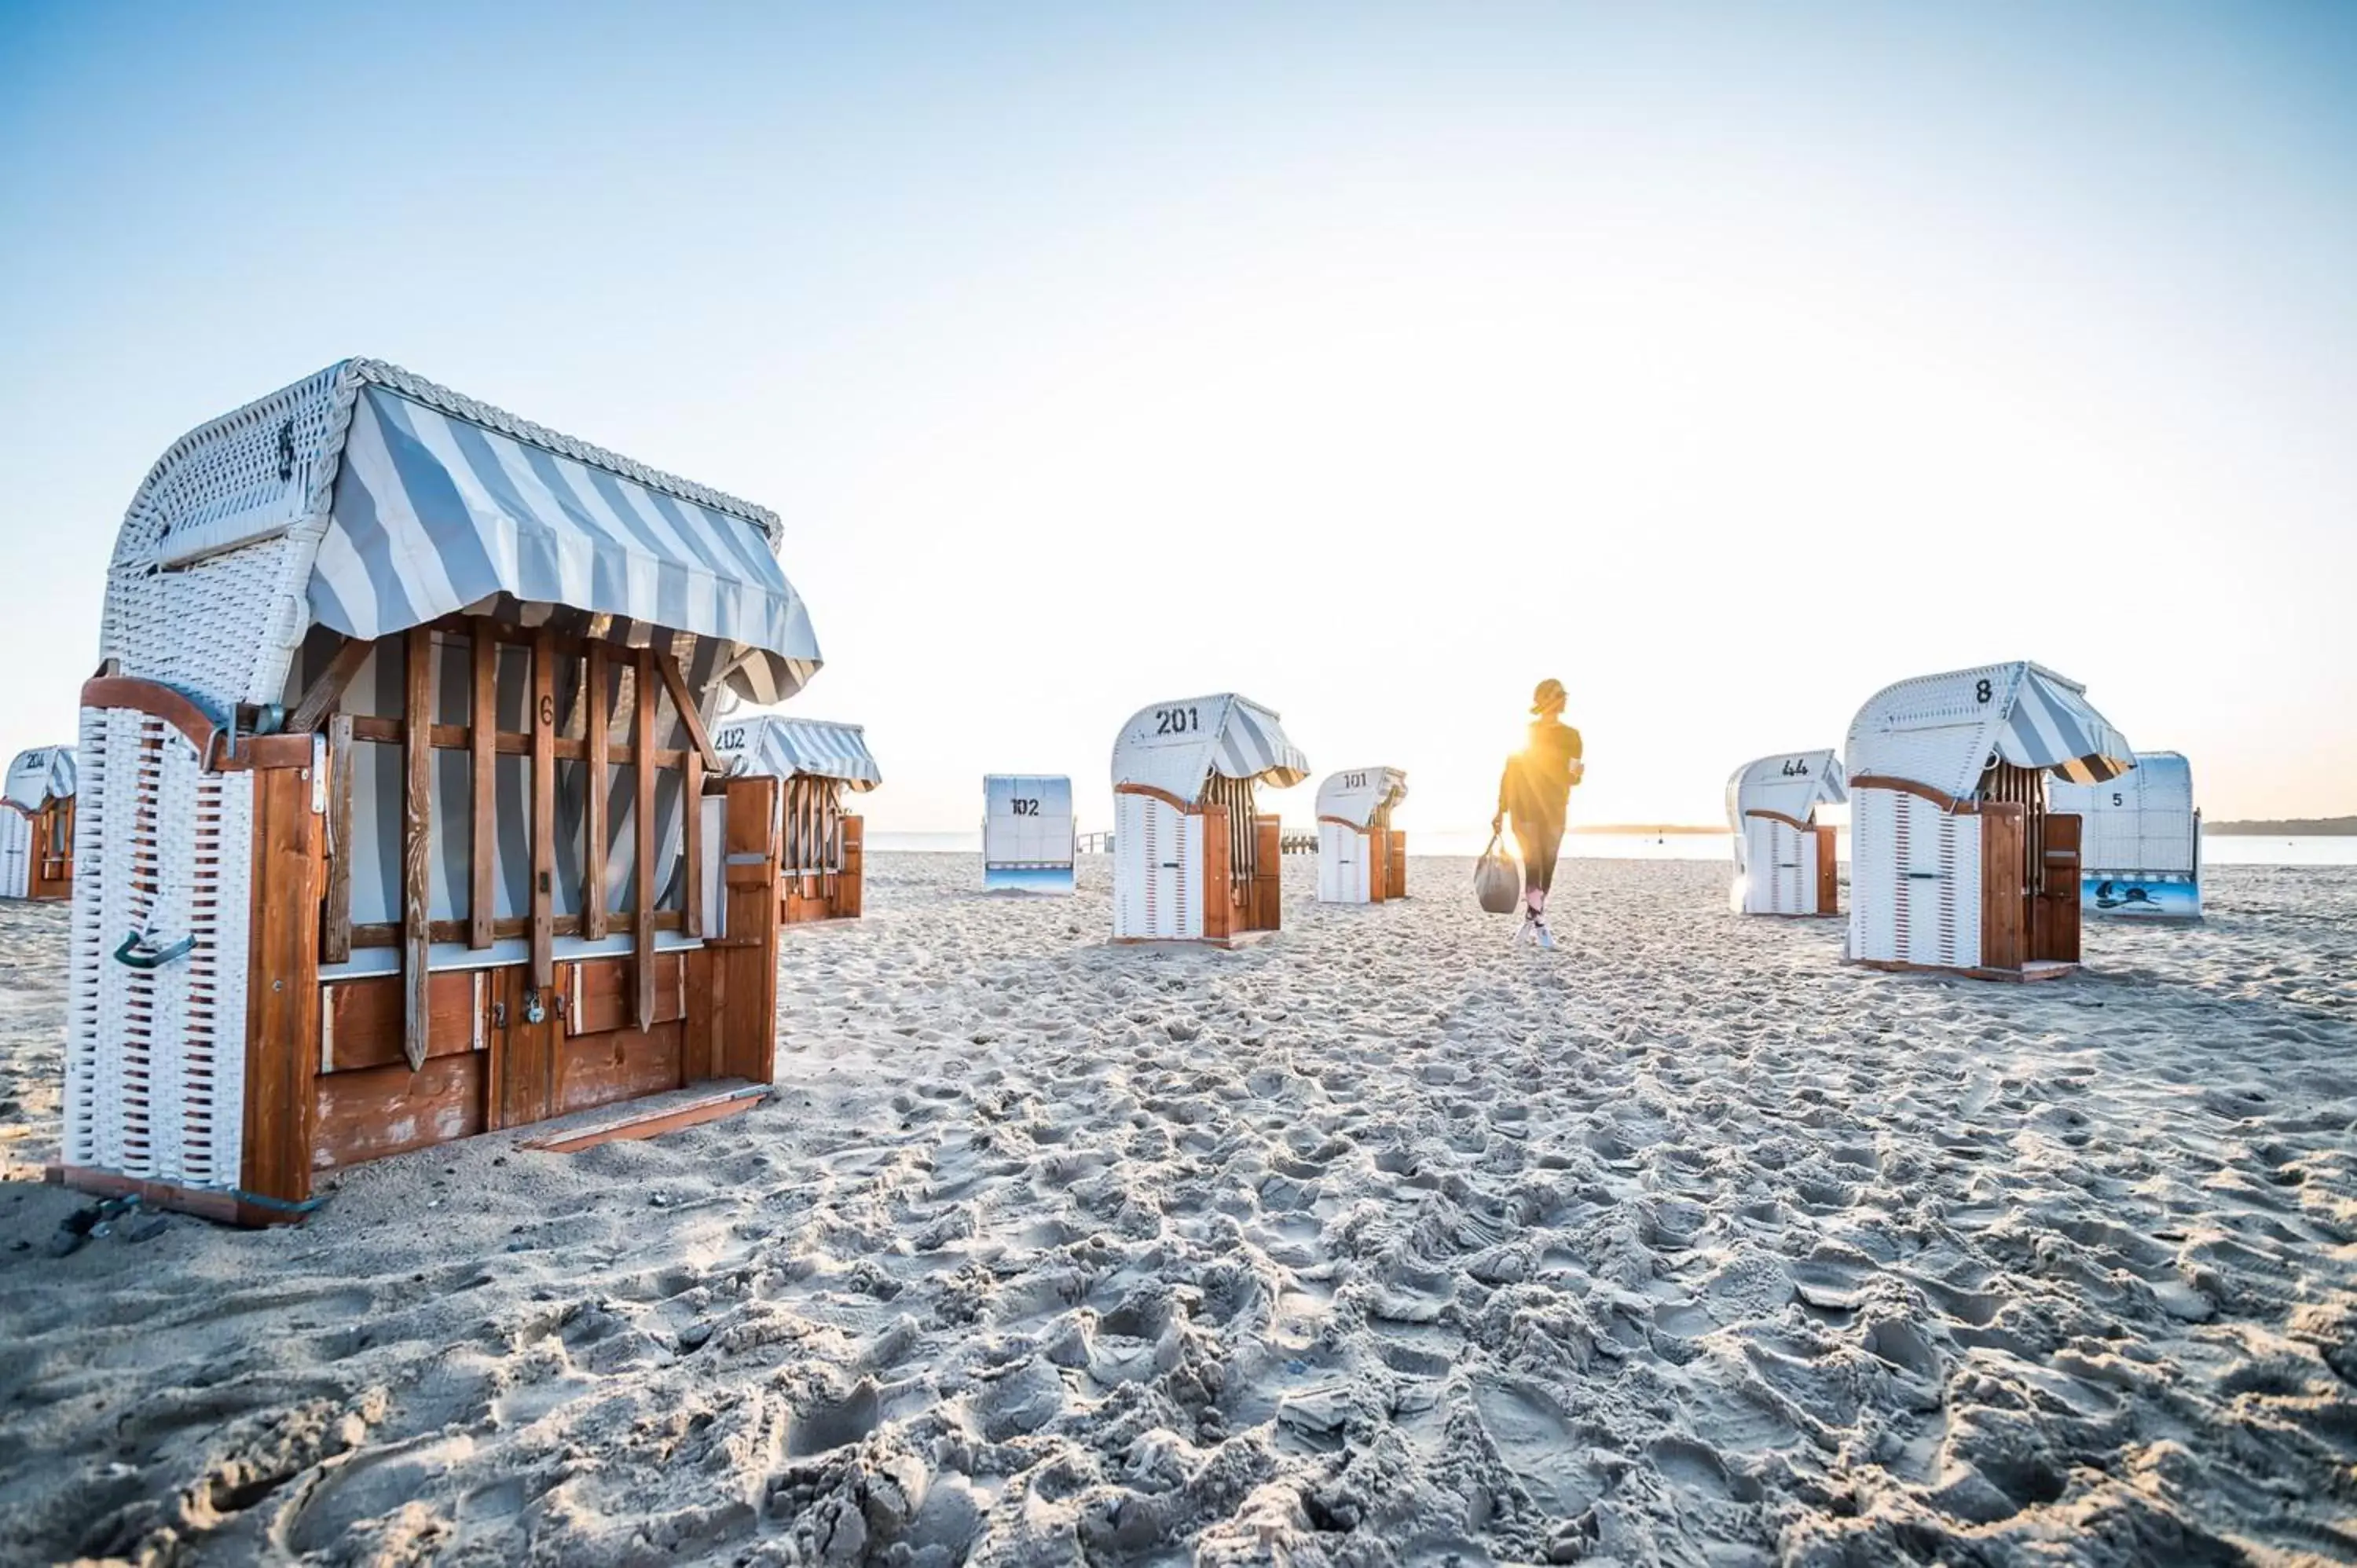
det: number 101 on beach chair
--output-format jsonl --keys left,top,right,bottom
{"left": 1111, "top": 694, "right": 1308, "bottom": 945}
{"left": 58, "top": 359, "right": 822, "bottom": 1224}
{"left": 1315, "top": 767, "right": 1408, "bottom": 903}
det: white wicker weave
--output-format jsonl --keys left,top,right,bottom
{"left": 0, "top": 810, "right": 27, "bottom": 899}
{"left": 1113, "top": 792, "right": 1204, "bottom": 940}
{"left": 64, "top": 708, "right": 253, "bottom": 1188}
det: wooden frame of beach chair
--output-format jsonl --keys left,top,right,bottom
{"left": 1315, "top": 767, "right": 1409, "bottom": 905}
{"left": 1844, "top": 662, "right": 2130, "bottom": 982}
{"left": 57, "top": 358, "right": 822, "bottom": 1225}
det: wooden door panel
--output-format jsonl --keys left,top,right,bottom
{"left": 1979, "top": 804, "right": 2025, "bottom": 972}
{"left": 489, "top": 965, "right": 559, "bottom": 1130}
{"left": 2039, "top": 813, "right": 2083, "bottom": 964}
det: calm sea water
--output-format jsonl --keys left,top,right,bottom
{"left": 870, "top": 830, "right": 2357, "bottom": 867}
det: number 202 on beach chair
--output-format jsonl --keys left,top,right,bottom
{"left": 712, "top": 715, "right": 878, "bottom": 923}
{"left": 0, "top": 745, "right": 77, "bottom": 901}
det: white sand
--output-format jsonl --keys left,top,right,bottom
{"left": 2, "top": 854, "right": 2355, "bottom": 1566}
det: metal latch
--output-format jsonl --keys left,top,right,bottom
{"left": 113, "top": 930, "right": 196, "bottom": 969}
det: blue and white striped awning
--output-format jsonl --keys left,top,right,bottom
{"left": 1112, "top": 694, "right": 1310, "bottom": 805}
{"left": 1995, "top": 666, "right": 2135, "bottom": 786}
{"left": 310, "top": 373, "right": 821, "bottom": 703}
{"left": 1848, "top": 661, "right": 2134, "bottom": 800}
{"left": 713, "top": 714, "right": 882, "bottom": 792}
{"left": 2, "top": 746, "right": 75, "bottom": 812}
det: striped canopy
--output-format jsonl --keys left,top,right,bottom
{"left": 1847, "top": 661, "right": 2134, "bottom": 801}
{"left": 1112, "top": 693, "right": 1310, "bottom": 806}
{"left": 713, "top": 714, "right": 881, "bottom": 791}
{"left": 1315, "top": 766, "right": 1409, "bottom": 829}
{"left": 2, "top": 746, "right": 75, "bottom": 812}
{"left": 1992, "top": 668, "right": 2135, "bottom": 785}
{"left": 302, "top": 368, "right": 819, "bottom": 704}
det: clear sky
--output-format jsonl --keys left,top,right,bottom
{"left": 4, "top": 2, "right": 2352, "bottom": 835}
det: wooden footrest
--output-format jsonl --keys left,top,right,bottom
{"left": 521, "top": 1081, "right": 771, "bottom": 1154}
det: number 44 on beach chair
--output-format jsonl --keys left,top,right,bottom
{"left": 57, "top": 359, "right": 824, "bottom": 1225}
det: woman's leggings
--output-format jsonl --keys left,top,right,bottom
{"left": 1515, "top": 826, "right": 1563, "bottom": 896}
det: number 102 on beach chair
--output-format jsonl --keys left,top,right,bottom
{"left": 984, "top": 775, "right": 1075, "bottom": 893}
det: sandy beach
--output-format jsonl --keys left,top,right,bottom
{"left": 2, "top": 852, "right": 2354, "bottom": 1566}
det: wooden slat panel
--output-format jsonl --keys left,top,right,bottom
{"left": 1390, "top": 830, "right": 1408, "bottom": 899}
{"left": 346, "top": 713, "right": 683, "bottom": 768}
{"left": 522, "top": 1084, "right": 764, "bottom": 1154}
{"left": 1252, "top": 815, "right": 1283, "bottom": 932}
{"left": 530, "top": 628, "right": 555, "bottom": 992}
{"left": 557, "top": 1021, "right": 687, "bottom": 1117}
{"left": 314, "top": 1052, "right": 486, "bottom": 1171}
{"left": 322, "top": 714, "right": 354, "bottom": 964}
{"left": 401, "top": 627, "right": 433, "bottom": 1073}
{"left": 469, "top": 620, "right": 497, "bottom": 948}
{"left": 1981, "top": 803, "right": 2026, "bottom": 972}
{"left": 1815, "top": 826, "right": 1839, "bottom": 916}
{"left": 2039, "top": 812, "right": 2082, "bottom": 965}
{"left": 567, "top": 953, "right": 686, "bottom": 1037}
{"left": 346, "top": 908, "right": 683, "bottom": 948}
{"left": 835, "top": 814, "right": 863, "bottom": 920}
{"left": 633, "top": 647, "right": 657, "bottom": 1033}
{"left": 682, "top": 743, "right": 703, "bottom": 938}
{"left": 654, "top": 648, "right": 728, "bottom": 777}
{"left": 719, "top": 776, "right": 779, "bottom": 1083}
{"left": 492, "top": 965, "right": 560, "bottom": 1130}
{"left": 1200, "top": 804, "right": 1232, "bottom": 943}
{"left": 582, "top": 639, "right": 610, "bottom": 942}
{"left": 242, "top": 764, "right": 321, "bottom": 1206}
{"left": 287, "top": 636, "right": 373, "bottom": 735}
{"left": 324, "top": 972, "right": 482, "bottom": 1073}
{"left": 684, "top": 947, "right": 721, "bottom": 1083}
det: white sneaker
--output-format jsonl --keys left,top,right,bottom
{"left": 1514, "top": 915, "right": 1537, "bottom": 945}
{"left": 1534, "top": 921, "right": 1556, "bottom": 951}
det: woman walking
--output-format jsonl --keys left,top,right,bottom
{"left": 1493, "top": 678, "right": 1584, "bottom": 948}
